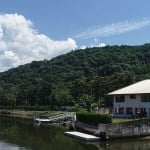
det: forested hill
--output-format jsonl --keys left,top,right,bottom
{"left": 0, "top": 44, "right": 150, "bottom": 108}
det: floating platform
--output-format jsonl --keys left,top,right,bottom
{"left": 64, "top": 131, "right": 100, "bottom": 141}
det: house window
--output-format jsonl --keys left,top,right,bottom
{"left": 115, "top": 107, "right": 124, "bottom": 114}
{"left": 141, "top": 94, "right": 150, "bottom": 102}
{"left": 117, "top": 107, "right": 124, "bottom": 114}
{"left": 126, "top": 107, "right": 133, "bottom": 114}
{"left": 130, "top": 95, "right": 136, "bottom": 99}
{"left": 116, "top": 95, "right": 125, "bottom": 102}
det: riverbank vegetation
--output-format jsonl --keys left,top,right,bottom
{"left": 0, "top": 44, "right": 150, "bottom": 109}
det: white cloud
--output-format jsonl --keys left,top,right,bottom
{"left": 75, "top": 18, "right": 150, "bottom": 39}
{"left": 90, "top": 42, "right": 106, "bottom": 48}
{"left": 0, "top": 13, "right": 77, "bottom": 72}
{"left": 95, "top": 43, "right": 106, "bottom": 47}
{"left": 80, "top": 45, "right": 87, "bottom": 49}
{"left": 80, "top": 42, "right": 106, "bottom": 50}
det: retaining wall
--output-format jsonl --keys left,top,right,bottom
{"left": 98, "top": 119, "right": 150, "bottom": 138}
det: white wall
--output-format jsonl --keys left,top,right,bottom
{"left": 113, "top": 94, "right": 150, "bottom": 118}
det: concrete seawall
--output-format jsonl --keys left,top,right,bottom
{"left": 99, "top": 119, "right": 150, "bottom": 139}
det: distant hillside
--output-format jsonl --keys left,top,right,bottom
{"left": 0, "top": 44, "right": 150, "bottom": 108}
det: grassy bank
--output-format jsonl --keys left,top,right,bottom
{"left": 0, "top": 110, "right": 138, "bottom": 125}
{"left": 112, "top": 118, "right": 137, "bottom": 123}
{"left": 0, "top": 110, "right": 63, "bottom": 119}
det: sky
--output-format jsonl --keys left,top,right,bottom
{"left": 0, "top": 0, "right": 150, "bottom": 71}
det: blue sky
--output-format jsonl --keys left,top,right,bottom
{"left": 0, "top": 0, "right": 150, "bottom": 71}
{"left": 1, "top": 0, "right": 150, "bottom": 46}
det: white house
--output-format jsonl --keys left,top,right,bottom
{"left": 108, "top": 79, "right": 150, "bottom": 118}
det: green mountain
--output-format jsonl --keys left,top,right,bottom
{"left": 0, "top": 44, "right": 150, "bottom": 108}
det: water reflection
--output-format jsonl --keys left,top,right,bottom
{"left": 0, "top": 140, "right": 29, "bottom": 150}
{"left": 0, "top": 116, "right": 96, "bottom": 150}
{"left": 0, "top": 116, "right": 150, "bottom": 150}
{"left": 93, "top": 138, "right": 150, "bottom": 150}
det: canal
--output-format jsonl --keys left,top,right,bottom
{"left": 0, "top": 116, "right": 150, "bottom": 150}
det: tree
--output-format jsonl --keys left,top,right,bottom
{"left": 80, "top": 94, "right": 94, "bottom": 112}
{"left": 51, "top": 82, "right": 73, "bottom": 108}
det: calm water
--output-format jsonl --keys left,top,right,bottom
{"left": 0, "top": 117, "right": 150, "bottom": 150}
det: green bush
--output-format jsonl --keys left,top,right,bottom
{"left": 76, "top": 112, "right": 112, "bottom": 126}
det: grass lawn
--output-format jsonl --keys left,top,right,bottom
{"left": 112, "top": 117, "right": 137, "bottom": 123}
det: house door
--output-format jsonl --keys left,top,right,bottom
{"left": 135, "top": 107, "right": 147, "bottom": 118}
{"left": 141, "top": 108, "right": 147, "bottom": 117}
{"left": 135, "top": 108, "right": 139, "bottom": 115}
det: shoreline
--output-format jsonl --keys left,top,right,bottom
{"left": 0, "top": 110, "right": 58, "bottom": 119}
{"left": 1, "top": 110, "right": 150, "bottom": 141}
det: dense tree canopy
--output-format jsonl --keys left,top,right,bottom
{"left": 0, "top": 44, "right": 150, "bottom": 109}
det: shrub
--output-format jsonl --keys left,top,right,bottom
{"left": 76, "top": 112, "right": 112, "bottom": 126}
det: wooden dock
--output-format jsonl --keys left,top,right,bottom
{"left": 34, "top": 113, "right": 76, "bottom": 126}
{"left": 34, "top": 118, "right": 51, "bottom": 122}
{"left": 64, "top": 131, "right": 100, "bottom": 141}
